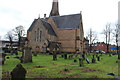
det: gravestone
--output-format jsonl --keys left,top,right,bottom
{"left": 96, "top": 54, "right": 98, "bottom": 58}
{"left": 11, "top": 64, "right": 27, "bottom": 80}
{"left": 2, "top": 53, "right": 6, "bottom": 65}
{"left": 68, "top": 55, "right": 73, "bottom": 59}
{"left": 53, "top": 52, "right": 57, "bottom": 61}
{"left": 79, "top": 58, "right": 84, "bottom": 67}
{"left": 92, "top": 58, "right": 96, "bottom": 63}
{"left": 92, "top": 55, "right": 96, "bottom": 63}
{"left": 15, "top": 51, "right": 18, "bottom": 56}
{"left": 33, "top": 52, "right": 37, "bottom": 56}
{"left": 82, "top": 54, "right": 85, "bottom": 60}
{"left": 97, "top": 56, "right": 100, "bottom": 61}
{"left": 22, "top": 47, "right": 32, "bottom": 63}
{"left": 61, "top": 54, "right": 64, "bottom": 58}
{"left": 86, "top": 58, "right": 91, "bottom": 64}
{"left": 64, "top": 54, "right": 67, "bottom": 59}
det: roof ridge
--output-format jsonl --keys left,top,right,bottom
{"left": 51, "top": 13, "right": 80, "bottom": 18}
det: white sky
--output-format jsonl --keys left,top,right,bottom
{"left": 0, "top": 0, "right": 119, "bottom": 43}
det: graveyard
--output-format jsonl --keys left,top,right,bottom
{"left": 2, "top": 52, "right": 119, "bottom": 79}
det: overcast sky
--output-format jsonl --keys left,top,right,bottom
{"left": 0, "top": 0, "right": 119, "bottom": 43}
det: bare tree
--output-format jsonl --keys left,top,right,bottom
{"left": 5, "top": 31, "right": 14, "bottom": 52}
{"left": 113, "top": 24, "right": 120, "bottom": 59}
{"left": 102, "top": 23, "right": 112, "bottom": 54}
{"left": 87, "top": 28, "right": 97, "bottom": 53}
{"left": 13, "top": 25, "right": 26, "bottom": 48}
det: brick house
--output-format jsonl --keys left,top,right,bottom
{"left": 91, "top": 42, "right": 118, "bottom": 53}
{"left": 27, "top": 0, "right": 84, "bottom": 53}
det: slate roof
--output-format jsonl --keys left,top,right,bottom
{"left": 27, "top": 13, "right": 81, "bottom": 36}
{"left": 27, "top": 19, "right": 37, "bottom": 32}
{"left": 41, "top": 20, "right": 57, "bottom": 36}
{"left": 27, "top": 18, "right": 57, "bottom": 36}
{"left": 51, "top": 13, "right": 81, "bottom": 29}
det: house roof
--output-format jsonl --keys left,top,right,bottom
{"left": 51, "top": 13, "right": 81, "bottom": 29}
{"left": 27, "top": 18, "right": 57, "bottom": 36}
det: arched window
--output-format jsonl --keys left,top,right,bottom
{"left": 37, "top": 28, "right": 39, "bottom": 41}
{"left": 35, "top": 31, "right": 36, "bottom": 42}
{"left": 40, "top": 31, "right": 42, "bottom": 42}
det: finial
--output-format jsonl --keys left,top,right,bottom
{"left": 80, "top": 11, "right": 82, "bottom": 14}
{"left": 38, "top": 14, "right": 40, "bottom": 19}
{"left": 53, "top": 0, "right": 58, "bottom": 2}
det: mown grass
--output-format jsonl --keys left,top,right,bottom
{"left": 2, "top": 53, "right": 119, "bottom": 78}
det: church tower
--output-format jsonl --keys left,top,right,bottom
{"left": 49, "top": 0, "right": 59, "bottom": 17}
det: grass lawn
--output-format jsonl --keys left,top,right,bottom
{"left": 2, "top": 53, "right": 119, "bottom": 78}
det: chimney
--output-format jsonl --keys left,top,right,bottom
{"left": 44, "top": 14, "right": 46, "bottom": 18}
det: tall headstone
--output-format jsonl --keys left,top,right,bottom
{"left": 92, "top": 55, "right": 96, "bottom": 63}
{"left": 53, "top": 52, "right": 57, "bottom": 61}
{"left": 2, "top": 53, "right": 6, "bottom": 65}
{"left": 64, "top": 54, "right": 67, "bottom": 59}
{"left": 79, "top": 58, "right": 84, "bottom": 67}
{"left": 97, "top": 56, "right": 100, "bottom": 61}
{"left": 82, "top": 54, "right": 85, "bottom": 60}
{"left": 22, "top": 47, "right": 32, "bottom": 63}
{"left": 11, "top": 64, "right": 27, "bottom": 80}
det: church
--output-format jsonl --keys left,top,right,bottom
{"left": 27, "top": 0, "right": 85, "bottom": 53}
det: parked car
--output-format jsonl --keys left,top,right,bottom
{"left": 95, "top": 50, "right": 99, "bottom": 53}
{"left": 101, "top": 51, "right": 106, "bottom": 53}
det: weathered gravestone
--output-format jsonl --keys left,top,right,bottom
{"left": 33, "top": 52, "right": 37, "bottom": 56}
{"left": 15, "top": 51, "right": 18, "bottom": 56}
{"left": 97, "top": 56, "right": 100, "bottom": 61}
{"left": 11, "top": 64, "right": 27, "bottom": 80}
{"left": 53, "top": 52, "right": 57, "bottom": 61}
{"left": 82, "top": 54, "right": 85, "bottom": 60}
{"left": 96, "top": 54, "right": 98, "bottom": 58}
{"left": 61, "top": 54, "right": 64, "bottom": 58}
{"left": 86, "top": 58, "right": 91, "bottom": 64}
{"left": 92, "top": 55, "right": 96, "bottom": 63}
{"left": 22, "top": 47, "right": 32, "bottom": 63}
{"left": 68, "top": 55, "right": 73, "bottom": 59}
{"left": 2, "top": 53, "right": 6, "bottom": 65}
{"left": 64, "top": 54, "right": 67, "bottom": 59}
{"left": 79, "top": 58, "right": 84, "bottom": 67}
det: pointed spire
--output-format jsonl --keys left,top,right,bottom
{"left": 49, "top": 0, "right": 59, "bottom": 17}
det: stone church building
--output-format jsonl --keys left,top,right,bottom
{"left": 27, "top": 0, "right": 85, "bottom": 53}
